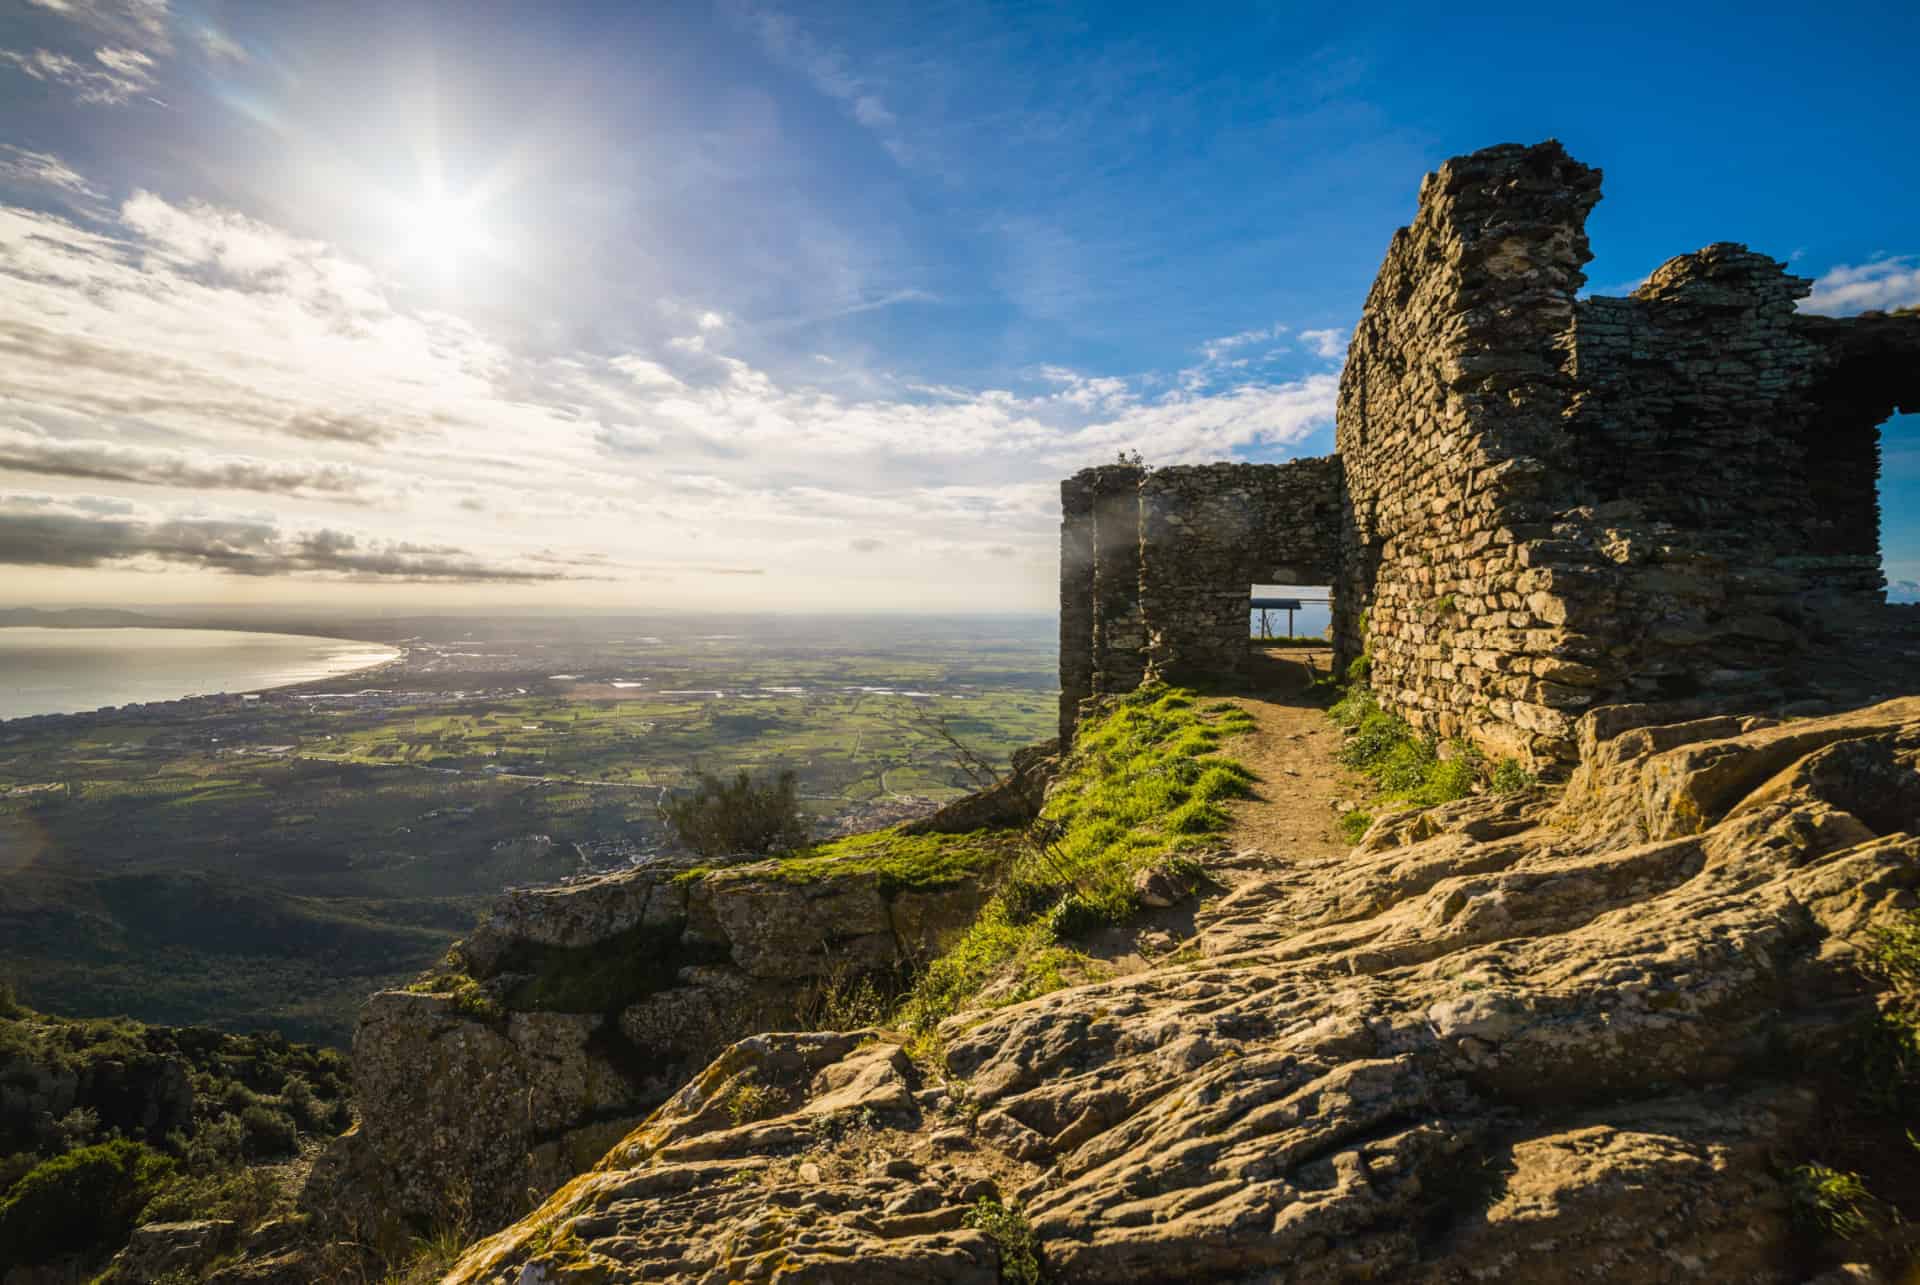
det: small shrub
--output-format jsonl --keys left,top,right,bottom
{"left": 1338, "top": 810, "right": 1374, "bottom": 845}
{"left": 1789, "top": 1163, "right": 1879, "bottom": 1239}
{"left": 0, "top": 1139, "right": 175, "bottom": 1265}
{"left": 139, "top": 1163, "right": 282, "bottom": 1228}
{"left": 721, "top": 1080, "right": 786, "bottom": 1127}
{"left": 659, "top": 769, "right": 809, "bottom": 859}
{"left": 1489, "top": 758, "right": 1538, "bottom": 796}
{"left": 0, "top": 979, "right": 22, "bottom": 1019}
{"left": 966, "top": 1198, "right": 1043, "bottom": 1284}
{"left": 239, "top": 1104, "right": 297, "bottom": 1158}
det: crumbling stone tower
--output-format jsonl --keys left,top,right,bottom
{"left": 1060, "top": 140, "right": 1919, "bottom": 762}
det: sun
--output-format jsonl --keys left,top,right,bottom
{"left": 394, "top": 193, "right": 490, "bottom": 275}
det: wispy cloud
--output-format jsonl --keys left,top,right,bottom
{"left": 0, "top": 430, "right": 375, "bottom": 500}
{"left": 1299, "top": 327, "right": 1346, "bottom": 360}
{"left": 0, "top": 154, "right": 1341, "bottom": 606}
{"left": 725, "top": 1, "right": 911, "bottom": 164}
{"left": 24, "top": 0, "right": 172, "bottom": 55}
{"left": 0, "top": 143, "right": 101, "bottom": 198}
{"left": 1803, "top": 256, "right": 1920, "bottom": 315}
{"left": 0, "top": 45, "right": 157, "bottom": 104}
{"left": 0, "top": 494, "right": 582, "bottom": 582}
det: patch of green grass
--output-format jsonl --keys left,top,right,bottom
{"left": 1789, "top": 1163, "right": 1879, "bottom": 1239}
{"left": 1328, "top": 686, "right": 1529, "bottom": 812}
{"left": 730, "top": 827, "right": 1022, "bottom": 897}
{"left": 1854, "top": 909, "right": 1920, "bottom": 1117}
{"left": 405, "top": 969, "right": 504, "bottom": 1021}
{"left": 898, "top": 686, "right": 1248, "bottom": 1034}
{"left": 1337, "top": 810, "right": 1374, "bottom": 844}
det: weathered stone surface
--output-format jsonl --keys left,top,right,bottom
{"left": 444, "top": 697, "right": 1920, "bottom": 1283}
{"left": 328, "top": 842, "right": 995, "bottom": 1234}
{"left": 98, "top": 1219, "right": 236, "bottom": 1284}
{"left": 1058, "top": 459, "right": 1342, "bottom": 738}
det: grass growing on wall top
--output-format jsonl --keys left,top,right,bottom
{"left": 899, "top": 686, "right": 1254, "bottom": 1038}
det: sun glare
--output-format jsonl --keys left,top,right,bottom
{"left": 395, "top": 193, "right": 489, "bottom": 274}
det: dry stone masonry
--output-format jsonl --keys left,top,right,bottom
{"left": 1061, "top": 140, "right": 1920, "bottom": 762}
{"left": 1059, "top": 458, "right": 1342, "bottom": 738}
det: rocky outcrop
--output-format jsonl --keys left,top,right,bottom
{"left": 0, "top": 1042, "right": 192, "bottom": 1152}
{"left": 444, "top": 696, "right": 1920, "bottom": 1282}
{"left": 901, "top": 741, "right": 1058, "bottom": 837}
{"left": 97, "top": 1220, "right": 237, "bottom": 1284}
{"left": 324, "top": 833, "right": 1008, "bottom": 1233}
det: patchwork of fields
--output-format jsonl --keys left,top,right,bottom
{"left": 0, "top": 614, "right": 1057, "bottom": 1043}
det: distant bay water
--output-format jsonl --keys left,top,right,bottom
{"left": 0, "top": 628, "right": 400, "bottom": 721}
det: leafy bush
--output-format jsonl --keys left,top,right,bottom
{"left": 1489, "top": 758, "right": 1538, "bottom": 796}
{"left": 1855, "top": 910, "right": 1920, "bottom": 1117}
{"left": 966, "top": 1198, "right": 1043, "bottom": 1284}
{"left": 0, "top": 1139, "right": 175, "bottom": 1265}
{"left": 658, "top": 769, "right": 809, "bottom": 859}
{"left": 239, "top": 1103, "right": 297, "bottom": 1158}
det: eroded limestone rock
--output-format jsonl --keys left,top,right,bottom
{"left": 326, "top": 843, "right": 996, "bottom": 1233}
{"left": 445, "top": 697, "right": 1920, "bottom": 1282}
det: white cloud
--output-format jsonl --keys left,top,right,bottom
{"left": 1803, "top": 257, "right": 1920, "bottom": 316}
{"left": 610, "top": 356, "right": 685, "bottom": 390}
{"left": 1890, "top": 579, "right": 1920, "bottom": 605}
{"left": 0, "top": 158, "right": 1343, "bottom": 607}
{"left": 1, "top": 45, "right": 157, "bottom": 104}
{"left": 1300, "top": 328, "right": 1347, "bottom": 360}
{"left": 0, "top": 144, "right": 102, "bottom": 198}
{"left": 24, "top": 0, "right": 172, "bottom": 55}
{"left": 0, "top": 428, "right": 378, "bottom": 500}
{"left": 193, "top": 25, "right": 245, "bottom": 63}
{"left": 1198, "top": 325, "right": 1286, "bottom": 363}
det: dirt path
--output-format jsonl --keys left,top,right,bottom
{"left": 1216, "top": 646, "right": 1353, "bottom": 862}
{"left": 1081, "top": 647, "right": 1360, "bottom": 974}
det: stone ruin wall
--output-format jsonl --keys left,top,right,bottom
{"left": 1061, "top": 140, "right": 1919, "bottom": 765}
{"left": 1333, "top": 143, "right": 1605, "bottom": 763}
{"left": 1339, "top": 141, "right": 1920, "bottom": 764}
{"left": 1058, "top": 458, "right": 1342, "bottom": 739}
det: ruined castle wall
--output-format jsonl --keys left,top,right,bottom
{"left": 1064, "top": 141, "right": 1919, "bottom": 763}
{"left": 1057, "top": 475, "right": 1096, "bottom": 738}
{"left": 1090, "top": 465, "right": 1149, "bottom": 701}
{"left": 1057, "top": 458, "right": 1343, "bottom": 739}
{"left": 1335, "top": 142, "right": 1603, "bottom": 762}
{"left": 1337, "top": 146, "right": 1920, "bottom": 764}
{"left": 1140, "top": 459, "right": 1343, "bottom": 679}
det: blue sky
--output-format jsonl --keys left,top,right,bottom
{"left": 0, "top": 0, "right": 1914, "bottom": 611}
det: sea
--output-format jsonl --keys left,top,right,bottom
{"left": 0, "top": 628, "right": 400, "bottom": 721}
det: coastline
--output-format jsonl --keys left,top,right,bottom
{"left": 0, "top": 627, "right": 406, "bottom": 725}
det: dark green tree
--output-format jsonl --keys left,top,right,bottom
{"left": 658, "top": 769, "right": 809, "bottom": 859}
